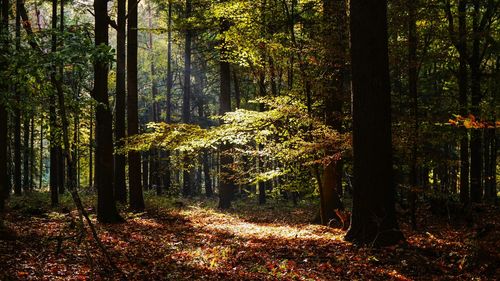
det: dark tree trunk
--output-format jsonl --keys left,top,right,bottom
{"left": 114, "top": 0, "right": 127, "bottom": 203}
{"left": 0, "top": 0, "right": 7, "bottom": 207}
{"left": 39, "top": 117, "right": 43, "bottom": 190}
{"left": 182, "top": 0, "right": 192, "bottom": 125}
{"left": 203, "top": 151, "right": 213, "bottom": 197}
{"left": 469, "top": 0, "right": 482, "bottom": 202}
{"left": 49, "top": 0, "right": 59, "bottom": 205}
{"left": 94, "top": 0, "right": 121, "bottom": 222}
{"left": 407, "top": 0, "right": 418, "bottom": 230}
{"left": 58, "top": 147, "right": 65, "bottom": 194}
{"left": 29, "top": 117, "right": 34, "bottom": 190}
{"left": 344, "top": 0, "right": 404, "bottom": 246}
{"left": 142, "top": 152, "right": 149, "bottom": 190}
{"left": 181, "top": 0, "right": 192, "bottom": 198}
{"left": 457, "top": 0, "right": 470, "bottom": 204}
{"left": 320, "top": 0, "right": 348, "bottom": 226}
{"left": 218, "top": 8, "right": 233, "bottom": 209}
{"left": 166, "top": 0, "right": 172, "bottom": 123}
{"left": 89, "top": 104, "right": 93, "bottom": 189}
{"left": 13, "top": 0, "right": 21, "bottom": 196}
{"left": 23, "top": 116, "right": 30, "bottom": 192}
{"left": 127, "top": 0, "right": 145, "bottom": 211}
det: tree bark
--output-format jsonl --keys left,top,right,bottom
{"left": 469, "top": 0, "right": 482, "bottom": 202}
{"left": 127, "top": 0, "right": 145, "bottom": 211}
{"left": 114, "top": 0, "right": 127, "bottom": 203}
{"left": 13, "top": 0, "right": 21, "bottom": 196}
{"left": 344, "top": 0, "right": 404, "bottom": 246}
{"left": 94, "top": 0, "right": 122, "bottom": 222}
{"left": 49, "top": 0, "right": 59, "bottom": 205}
{"left": 218, "top": 6, "right": 233, "bottom": 209}
{"left": 319, "top": 0, "right": 348, "bottom": 226}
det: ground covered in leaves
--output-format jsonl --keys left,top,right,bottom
{"left": 0, "top": 193, "right": 499, "bottom": 280}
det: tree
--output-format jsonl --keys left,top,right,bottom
{"left": 13, "top": 0, "right": 21, "bottom": 196}
{"left": 344, "top": 0, "right": 404, "bottom": 246}
{"left": 217, "top": 0, "right": 233, "bottom": 209}
{"left": 94, "top": 0, "right": 122, "bottom": 222}
{"left": 319, "top": 0, "right": 348, "bottom": 226}
{"left": 182, "top": 0, "right": 192, "bottom": 197}
{"left": 0, "top": 0, "right": 8, "bottom": 210}
{"left": 128, "top": 0, "right": 145, "bottom": 212}
{"left": 49, "top": 0, "right": 59, "bottom": 205}
{"left": 114, "top": 0, "right": 127, "bottom": 203}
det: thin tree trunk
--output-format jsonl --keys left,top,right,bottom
{"left": 23, "top": 116, "right": 30, "bottom": 192}
{"left": 407, "top": 0, "right": 418, "bottom": 229}
{"left": 49, "top": 0, "right": 59, "bottom": 205}
{"left": 29, "top": 117, "right": 34, "bottom": 190}
{"left": 470, "top": 0, "right": 482, "bottom": 202}
{"left": 39, "top": 116, "right": 43, "bottom": 190}
{"left": 0, "top": 0, "right": 7, "bottom": 208}
{"left": 14, "top": 0, "right": 21, "bottom": 196}
{"left": 89, "top": 104, "right": 93, "bottom": 189}
{"left": 182, "top": 0, "right": 192, "bottom": 197}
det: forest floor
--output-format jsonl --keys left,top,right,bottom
{"left": 0, "top": 192, "right": 499, "bottom": 280}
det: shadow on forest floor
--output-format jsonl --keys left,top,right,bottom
{"left": 0, "top": 193, "right": 499, "bottom": 280}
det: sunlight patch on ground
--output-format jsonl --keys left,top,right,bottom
{"left": 181, "top": 206, "right": 344, "bottom": 241}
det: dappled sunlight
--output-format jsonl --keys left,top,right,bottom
{"left": 182, "top": 206, "right": 345, "bottom": 241}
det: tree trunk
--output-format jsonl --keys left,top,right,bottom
{"left": 457, "top": 0, "right": 470, "bottom": 204}
{"left": 94, "top": 0, "right": 121, "bottom": 222}
{"left": 218, "top": 7, "right": 234, "bottom": 209}
{"left": 29, "top": 117, "right": 34, "bottom": 190}
{"left": 0, "top": 0, "right": 7, "bottom": 207}
{"left": 39, "top": 116, "right": 43, "bottom": 190}
{"left": 23, "top": 116, "right": 30, "bottom": 192}
{"left": 469, "top": 0, "right": 482, "bottom": 203}
{"left": 49, "top": 0, "right": 59, "bottom": 205}
{"left": 320, "top": 0, "right": 348, "bottom": 226}
{"left": 13, "top": 0, "right": 21, "bottom": 196}
{"left": 127, "top": 0, "right": 145, "bottom": 211}
{"left": 114, "top": 0, "right": 127, "bottom": 203}
{"left": 166, "top": 0, "right": 173, "bottom": 123}
{"left": 181, "top": 0, "right": 192, "bottom": 198}
{"left": 344, "top": 0, "right": 404, "bottom": 246}
{"left": 407, "top": 0, "right": 418, "bottom": 229}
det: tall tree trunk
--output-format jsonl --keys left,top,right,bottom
{"left": 127, "top": 0, "right": 145, "bottom": 211}
{"left": 148, "top": 0, "right": 161, "bottom": 195}
{"left": 320, "top": 0, "right": 347, "bottom": 226}
{"left": 13, "top": 0, "right": 21, "bottom": 196}
{"left": 218, "top": 5, "right": 233, "bottom": 209}
{"left": 182, "top": 0, "right": 192, "bottom": 197}
{"left": 94, "top": 0, "right": 121, "bottom": 222}
{"left": 469, "top": 0, "right": 482, "bottom": 202}
{"left": 166, "top": 0, "right": 173, "bottom": 123}
{"left": 0, "top": 0, "right": 8, "bottom": 209}
{"left": 114, "top": 0, "right": 127, "bottom": 203}
{"left": 344, "top": 0, "right": 404, "bottom": 246}
{"left": 407, "top": 0, "right": 418, "bottom": 229}
{"left": 458, "top": 0, "right": 470, "bottom": 204}
{"left": 49, "top": 0, "right": 59, "bottom": 205}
